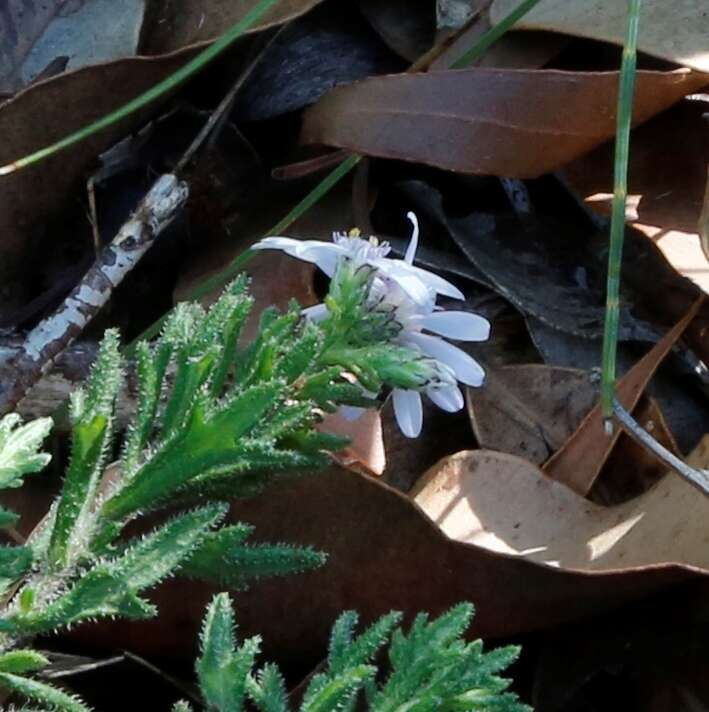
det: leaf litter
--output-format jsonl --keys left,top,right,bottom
{"left": 0, "top": 0, "right": 708, "bottom": 708}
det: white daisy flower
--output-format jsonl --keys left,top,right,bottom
{"left": 379, "top": 274, "right": 490, "bottom": 438}
{"left": 253, "top": 215, "right": 464, "bottom": 305}
{"left": 255, "top": 213, "right": 490, "bottom": 439}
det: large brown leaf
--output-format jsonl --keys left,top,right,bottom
{"left": 68, "top": 459, "right": 694, "bottom": 669}
{"left": 301, "top": 68, "right": 709, "bottom": 178}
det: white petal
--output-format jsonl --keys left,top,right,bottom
{"left": 404, "top": 332, "right": 485, "bottom": 387}
{"left": 427, "top": 384, "right": 464, "bottom": 412}
{"left": 418, "top": 311, "right": 490, "bottom": 341}
{"left": 406, "top": 264, "right": 465, "bottom": 300}
{"left": 301, "top": 303, "right": 329, "bottom": 322}
{"left": 339, "top": 405, "right": 366, "bottom": 421}
{"left": 388, "top": 261, "right": 464, "bottom": 301}
{"left": 252, "top": 236, "right": 304, "bottom": 256}
{"left": 392, "top": 388, "right": 423, "bottom": 438}
{"left": 404, "top": 212, "right": 419, "bottom": 265}
{"left": 379, "top": 262, "right": 435, "bottom": 305}
{"left": 295, "top": 243, "right": 346, "bottom": 277}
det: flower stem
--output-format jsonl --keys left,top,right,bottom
{"left": 600, "top": 0, "right": 642, "bottom": 428}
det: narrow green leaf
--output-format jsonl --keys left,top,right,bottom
{"left": 248, "top": 663, "right": 289, "bottom": 712}
{"left": 8, "top": 506, "right": 225, "bottom": 635}
{"left": 0, "top": 672, "right": 91, "bottom": 712}
{"left": 0, "top": 546, "right": 33, "bottom": 596}
{"left": 121, "top": 341, "right": 160, "bottom": 474}
{"left": 300, "top": 665, "right": 374, "bottom": 712}
{"left": 601, "top": 0, "right": 642, "bottom": 422}
{"left": 197, "top": 593, "right": 260, "bottom": 712}
{"left": 48, "top": 333, "right": 122, "bottom": 567}
{"left": 184, "top": 529, "right": 326, "bottom": 590}
{"left": 0, "top": 651, "right": 49, "bottom": 675}
{"left": 0, "top": 415, "right": 52, "bottom": 489}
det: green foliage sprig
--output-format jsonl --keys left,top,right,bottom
{"left": 177, "top": 593, "right": 529, "bottom": 712}
{"left": 0, "top": 265, "right": 455, "bottom": 709}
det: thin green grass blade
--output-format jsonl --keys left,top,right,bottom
{"left": 0, "top": 0, "right": 282, "bottom": 174}
{"left": 600, "top": 0, "right": 642, "bottom": 426}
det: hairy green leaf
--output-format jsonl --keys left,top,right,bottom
{"left": 48, "top": 333, "right": 122, "bottom": 567}
{"left": 0, "top": 651, "right": 49, "bottom": 675}
{"left": 0, "top": 415, "right": 52, "bottom": 490}
{"left": 197, "top": 593, "right": 260, "bottom": 712}
{"left": 184, "top": 526, "right": 326, "bottom": 590}
{"left": 0, "top": 672, "right": 91, "bottom": 712}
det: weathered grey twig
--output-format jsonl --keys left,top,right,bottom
{"left": 613, "top": 398, "right": 709, "bottom": 497}
{"left": 0, "top": 174, "right": 188, "bottom": 415}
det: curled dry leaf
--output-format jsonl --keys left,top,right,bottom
{"left": 467, "top": 365, "right": 598, "bottom": 465}
{"left": 491, "top": 0, "right": 709, "bottom": 72}
{"left": 412, "top": 435, "right": 709, "bottom": 574}
{"left": 524, "top": 316, "right": 709, "bottom": 456}
{"left": 301, "top": 68, "right": 709, "bottom": 178}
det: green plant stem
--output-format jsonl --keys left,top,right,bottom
{"left": 0, "top": 0, "right": 282, "bottom": 175}
{"left": 600, "top": 0, "right": 642, "bottom": 427}
{"left": 450, "top": 0, "right": 544, "bottom": 69}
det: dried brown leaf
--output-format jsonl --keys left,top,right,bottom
{"left": 544, "top": 297, "right": 703, "bottom": 496}
{"left": 467, "top": 365, "right": 596, "bottom": 464}
{"left": 413, "top": 435, "right": 709, "bottom": 573}
{"left": 140, "top": 0, "right": 328, "bottom": 55}
{"left": 68, "top": 457, "right": 690, "bottom": 666}
{"left": 301, "top": 68, "right": 709, "bottom": 178}
{"left": 564, "top": 100, "right": 709, "bottom": 295}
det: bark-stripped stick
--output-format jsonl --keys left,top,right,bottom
{"left": 0, "top": 174, "right": 188, "bottom": 414}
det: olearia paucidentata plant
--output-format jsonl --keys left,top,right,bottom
{"left": 175, "top": 592, "right": 529, "bottom": 712}
{"left": 0, "top": 217, "right": 512, "bottom": 710}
